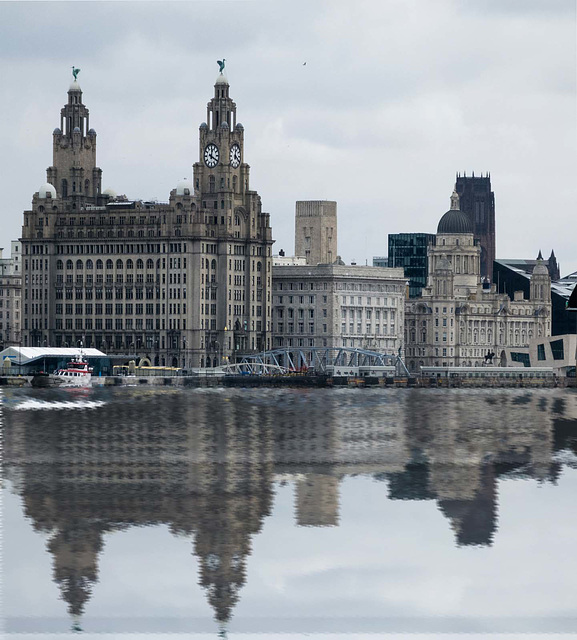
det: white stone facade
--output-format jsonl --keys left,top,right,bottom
{"left": 272, "top": 264, "right": 406, "bottom": 352}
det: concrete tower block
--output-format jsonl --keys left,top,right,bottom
{"left": 295, "top": 200, "right": 337, "bottom": 266}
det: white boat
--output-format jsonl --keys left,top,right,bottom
{"left": 51, "top": 353, "right": 93, "bottom": 387}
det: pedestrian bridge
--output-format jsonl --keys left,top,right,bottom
{"left": 219, "top": 361, "right": 289, "bottom": 376}
{"left": 237, "top": 347, "right": 409, "bottom": 376}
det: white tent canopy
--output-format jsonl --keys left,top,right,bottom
{"left": 0, "top": 347, "right": 106, "bottom": 365}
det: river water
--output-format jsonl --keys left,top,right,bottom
{"left": 3, "top": 386, "right": 577, "bottom": 638}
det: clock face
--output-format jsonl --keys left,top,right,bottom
{"left": 229, "top": 143, "right": 241, "bottom": 168}
{"left": 204, "top": 143, "right": 219, "bottom": 168}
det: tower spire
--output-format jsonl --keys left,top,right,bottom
{"left": 45, "top": 73, "right": 103, "bottom": 201}
{"left": 450, "top": 188, "right": 460, "bottom": 211}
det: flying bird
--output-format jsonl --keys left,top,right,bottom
{"left": 303, "top": 62, "right": 307, "bottom": 66}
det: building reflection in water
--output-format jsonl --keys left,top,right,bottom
{"left": 4, "top": 387, "right": 577, "bottom": 629}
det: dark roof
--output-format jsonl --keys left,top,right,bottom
{"left": 437, "top": 209, "right": 473, "bottom": 234}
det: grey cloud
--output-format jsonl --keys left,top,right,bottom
{"left": 0, "top": 0, "right": 575, "bottom": 273}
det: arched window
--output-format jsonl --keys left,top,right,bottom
{"left": 126, "top": 259, "right": 133, "bottom": 269}
{"left": 57, "top": 260, "right": 63, "bottom": 270}
{"left": 76, "top": 260, "right": 83, "bottom": 270}
{"left": 106, "top": 259, "right": 113, "bottom": 269}
{"left": 256, "top": 261, "right": 262, "bottom": 272}
{"left": 209, "top": 176, "right": 215, "bottom": 193}
{"left": 116, "top": 259, "right": 123, "bottom": 269}
{"left": 66, "top": 259, "right": 73, "bottom": 269}
{"left": 86, "top": 259, "right": 93, "bottom": 269}
{"left": 136, "top": 259, "right": 144, "bottom": 269}
{"left": 96, "top": 259, "right": 103, "bottom": 270}
{"left": 233, "top": 175, "right": 238, "bottom": 193}
{"left": 211, "top": 259, "right": 217, "bottom": 270}
{"left": 61, "top": 179, "right": 68, "bottom": 198}
{"left": 156, "top": 259, "right": 161, "bottom": 268}
{"left": 146, "top": 258, "right": 154, "bottom": 269}
{"left": 85, "top": 179, "right": 90, "bottom": 195}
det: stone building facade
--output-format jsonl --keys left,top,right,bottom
{"left": 294, "top": 200, "right": 337, "bottom": 265}
{"left": 20, "top": 71, "right": 273, "bottom": 367}
{"left": 272, "top": 264, "right": 406, "bottom": 352}
{"left": 0, "top": 241, "right": 22, "bottom": 348}
{"left": 404, "top": 192, "right": 551, "bottom": 372}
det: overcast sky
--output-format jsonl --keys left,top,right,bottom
{"left": 0, "top": 1, "right": 575, "bottom": 274}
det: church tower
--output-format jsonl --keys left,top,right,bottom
{"left": 455, "top": 173, "right": 495, "bottom": 282}
{"left": 46, "top": 74, "right": 104, "bottom": 204}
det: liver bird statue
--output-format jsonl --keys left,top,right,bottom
{"left": 217, "top": 59, "right": 226, "bottom": 73}
{"left": 71, "top": 66, "right": 80, "bottom": 80}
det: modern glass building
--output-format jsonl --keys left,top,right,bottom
{"left": 387, "top": 233, "right": 435, "bottom": 298}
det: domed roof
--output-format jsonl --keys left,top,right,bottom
{"left": 53, "top": 127, "right": 62, "bottom": 135}
{"left": 69, "top": 80, "right": 81, "bottom": 92}
{"left": 437, "top": 209, "right": 473, "bottom": 234}
{"left": 103, "top": 188, "right": 117, "bottom": 199}
{"left": 88, "top": 128, "right": 96, "bottom": 136}
{"left": 199, "top": 122, "right": 208, "bottom": 129}
{"left": 220, "top": 121, "right": 229, "bottom": 129}
{"left": 176, "top": 178, "right": 192, "bottom": 196}
{"left": 73, "top": 126, "right": 81, "bottom": 133}
{"left": 235, "top": 122, "right": 244, "bottom": 130}
{"left": 38, "top": 183, "right": 57, "bottom": 199}
{"left": 532, "top": 259, "right": 548, "bottom": 276}
{"left": 215, "top": 73, "right": 229, "bottom": 85}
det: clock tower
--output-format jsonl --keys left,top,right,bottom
{"left": 191, "top": 67, "right": 273, "bottom": 365}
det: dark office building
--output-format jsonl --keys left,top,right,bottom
{"left": 494, "top": 257, "right": 575, "bottom": 336}
{"left": 387, "top": 233, "right": 435, "bottom": 298}
{"left": 455, "top": 173, "right": 496, "bottom": 281}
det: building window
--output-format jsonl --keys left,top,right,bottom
{"left": 550, "top": 339, "right": 564, "bottom": 360}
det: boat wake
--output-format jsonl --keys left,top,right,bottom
{"left": 9, "top": 399, "right": 106, "bottom": 411}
